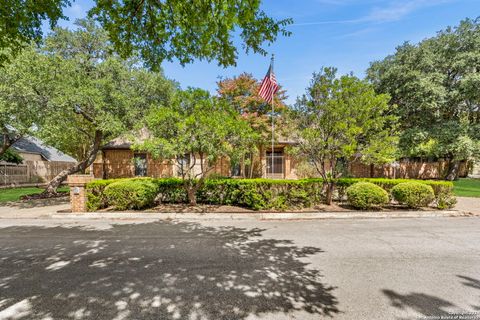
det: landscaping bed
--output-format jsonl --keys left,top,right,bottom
{"left": 85, "top": 177, "right": 455, "bottom": 212}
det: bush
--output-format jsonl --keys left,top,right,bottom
{"left": 336, "top": 178, "right": 454, "bottom": 208}
{"left": 85, "top": 176, "right": 455, "bottom": 211}
{"left": 86, "top": 178, "right": 120, "bottom": 211}
{"left": 391, "top": 182, "right": 435, "bottom": 208}
{"left": 104, "top": 178, "right": 159, "bottom": 210}
{"left": 346, "top": 182, "right": 389, "bottom": 210}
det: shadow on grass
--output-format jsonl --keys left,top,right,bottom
{"left": 382, "top": 275, "right": 480, "bottom": 319}
{"left": 0, "top": 221, "right": 338, "bottom": 319}
{"left": 2, "top": 196, "right": 69, "bottom": 209}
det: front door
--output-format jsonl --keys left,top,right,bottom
{"left": 134, "top": 153, "right": 147, "bottom": 176}
{"left": 266, "top": 150, "right": 284, "bottom": 179}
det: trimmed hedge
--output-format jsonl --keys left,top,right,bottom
{"left": 198, "top": 179, "right": 324, "bottom": 210}
{"left": 391, "top": 182, "right": 435, "bottom": 208}
{"left": 346, "top": 182, "right": 389, "bottom": 210}
{"left": 336, "top": 178, "right": 453, "bottom": 207}
{"left": 104, "top": 178, "right": 159, "bottom": 210}
{"left": 85, "top": 177, "right": 455, "bottom": 211}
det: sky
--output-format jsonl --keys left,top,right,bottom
{"left": 52, "top": 0, "right": 480, "bottom": 104}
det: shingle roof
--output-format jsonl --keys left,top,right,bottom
{"left": 10, "top": 136, "right": 77, "bottom": 163}
{"left": 103, "top": 128, "right": 151, "bottom": 150}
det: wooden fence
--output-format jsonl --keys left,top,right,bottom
{"left": 0, "top": 161, "right": 75, "bottom": 186}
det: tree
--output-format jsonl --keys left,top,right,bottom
{"left": 367, "top": 17, "right": 480, "bottom": 180}
{"left": 35, "top": 19, "right": 177, "bottom": 193}
{"left": 292, "top": 67, "right": 398, "bottom": 204}
{"left": 217, "top": 73, "right": 287, "bottom": 177}
{"left": 0, "top": 148, "right": 23, "bottom": 164}
{"left": 1, "top": 0, "right": 292, "bottom": 69}
{"left": 137, "top": 88, "right": 254, "bottom": 205}
{"left": 0, "top": 0, "right": 70, "bottom": 65}
{"left": 0, "top": 47, "right": 53, "bottom": 156}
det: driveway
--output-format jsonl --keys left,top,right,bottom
{"left": 0, "top": 216, "right": 479, "bottom": 320}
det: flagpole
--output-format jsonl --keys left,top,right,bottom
{"left": 271, "top": 54, "right": 275, "bottom": 178}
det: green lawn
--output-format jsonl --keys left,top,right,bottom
{"left": 0, "top": 186, "right": 69, "bottom": 203}
{"left": 453, "top": 178, "right": 480, "bottom": 198}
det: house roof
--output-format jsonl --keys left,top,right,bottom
{"left": 102, "top": 128, "right": 151, "bottom": 150}
{"left": 103, "top": 128, "right": 298, "bottom": 150}
{"left": 9, "top": 136, "right": 77, "bottom": 162}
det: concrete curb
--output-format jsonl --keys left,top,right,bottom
{"left": 46, "top": 210, "right": 477, "bottom": 221}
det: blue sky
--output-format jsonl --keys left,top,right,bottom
{"left": 54, "top": 0, "right": 479, "bottom": 104}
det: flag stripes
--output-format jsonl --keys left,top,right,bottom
{"left": 258, "top": 65, "right": 279, "bottom": 103}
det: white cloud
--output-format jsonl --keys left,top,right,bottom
{"left": 291, "top": 0, "right": 453, "bottom": 26}
{"left": 364, "top": 0, "right": 451, "bottom": 23}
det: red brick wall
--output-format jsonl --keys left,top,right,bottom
{"left": 349, "top": 160, "right": 468, "bottom": 179}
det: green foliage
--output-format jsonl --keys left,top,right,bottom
{"left": 1, "top": 19, "right": 177, "bottom": 191}
{"left": 137, "top": 88, "right": 255, "bottom": 204}
{"left": 86, "top": 177, "right": 456, "bottom": 211}
{"left": 0, "top": 0, "right": 70, "bottom": 65}
{"left": 391, "top": 182, "right": 435, "bottom": 208}
{"left": 0, "top": 148, "right": 23, "bottom": 164}
{"left": 86, "top": 178, "right": 121, "bottom": 211}
{"left": 90, "top": 0, "right": 292, "bottom": 70}
{"left": 346, "top": 182, "right": 389, "bottom": 210}
{"left": 292, "top": 67, "right": 398, "bottom": 181}
{"left": 104, "top": 178, "right": 159, "bottom": 210}
{"left": 86, "top": 177, "right": 325, "bottom": 211}
{"left": 0, "top": 47, "right": 52, "bottom": 156}
{"left": 367, "top": 18, "right": 480, "bottom": 175}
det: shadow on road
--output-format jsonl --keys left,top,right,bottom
{"left": 382, "top": 275, "right": 480, "bottom": 319}
{"left": 0, "top": 221, "right": 338, "bottom": 319}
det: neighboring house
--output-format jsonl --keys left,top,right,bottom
{"left": 92, "top": 133, "right": 299, "bottom": 180}
{"left": 0, "top": 136, "right": 76, "bottom": 186}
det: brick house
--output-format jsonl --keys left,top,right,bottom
{"left": 91, "top": 132, "right": 469, "bottom": 180}
{"left": 92, "top": 134, "right": 300, "bottom": 180}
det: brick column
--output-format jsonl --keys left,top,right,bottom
{"left": 67, "top": 175, "right": 94, "bottom": 212}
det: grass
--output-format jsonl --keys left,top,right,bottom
{"left": 0, "top": 186, "right": 69, "bottom": 203}
{"left": 453, "top": 178, "right": 480, "bottom": 198}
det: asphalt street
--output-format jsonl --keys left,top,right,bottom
{"left": 0, "top": 217, "right": 479, "bottom": 320}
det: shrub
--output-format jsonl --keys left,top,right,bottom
{"left": 86, "top": 178, "right": 120, "bottom": 211}
{"left": 346, "top": 182, "right": 389, "bottom": 210}
{"left": 336, "top": 178, "right": 454, "bottom": 208}
{"left": 104, "top": 178, "right": 159, "bottom": 210}
{"left": 85, "top": 176, "right": 454, "bottom": 211}
{"left": 391, "top": 182, "right": 435, "bottom": 208}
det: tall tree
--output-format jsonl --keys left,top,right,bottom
{"left": 0, "top": 47, "right": 53, "bottom": 156}
{"left": 217, "top": 73, "right": 287, "bottom": 177}
{"left": 292, "top": 67, "right": 398, "bottom": 204}
{"left": 35, "top": 19, "right": 177, "bottom": 193}
{"left": 137, "top": 88, "right": 254, "bottom": 205}
{"left": 1, "top": 0, "right": 291, "bottom": 69}
{"left": 367, "top": 17, "right": 480, "bottom": 180}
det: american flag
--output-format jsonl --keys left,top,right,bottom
{"left": 258, "top": 64, "right": 279, "bottom": 103}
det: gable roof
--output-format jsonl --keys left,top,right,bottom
{"left": 103, "top": 128, "right": 151, "bottom": 150}
{"left": 9, "top": 136, "right": 77, "bottom": 162}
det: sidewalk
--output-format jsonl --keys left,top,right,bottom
{"left": 0, "top": 197, "right": 478, "bottom": 221}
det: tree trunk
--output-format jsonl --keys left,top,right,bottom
{"left": 186, "top": 188, "right": 197, "bottom": 206}
{"left": 43, "top": 131, "right": 103, "bottom": 194}
{"left": 325, "top": 181, "right": 335, "bottom": 205}
{"left": 445, "top": 159, "right": 460, "bottom": 181}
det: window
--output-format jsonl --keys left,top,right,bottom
{"left": 133, "top": 153, "right": 147, "bottom": 176}
{"left": 266, "top": 150, "right": 284, "bottom": 175}
{"left": 177, "top": 154, "right": 191, "bottom": 177}
{"left": 231, "top": 162, "right": 241, "bottom": 176}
